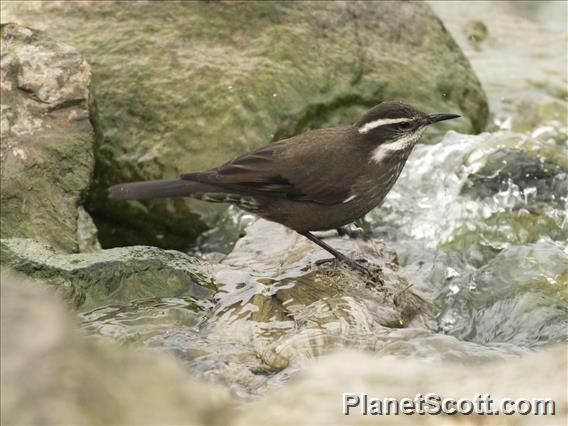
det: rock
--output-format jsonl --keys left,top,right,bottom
{"left": 5, "top": 270, "right": 554, "bottom": 425}
{"left": 208, "top": 219, "right": 430, "bottom": 372}
{"left": 1, "top": 1, "right": 488, "bottom": 249}
{"left": 76, "top": 206, "right": 102, "bottom": 252}
{"left": 84, "top": 219, "right": 529, "bottom": 397}
{"left": 461, "top": 130, "right": 567, "bottom": 198}
{"left": 440, "top": 211, "right": 566, "bottom": 267}
{"left": 0, "top": 271, "right": 234, "bottom": 425}
{"left": 216, "top": 219, "right": 425, "bottom": 325}
{"left": 465, "top": 19, "right": 488, "bottom": 44}
{"left": 0, "top": 23, "right": 96, "bottom": 253}
{"left": 238, "top": 346, "right": 567, "bottom": 425}
{"left": 466, "top": 242, "right": 568, "bottom": 347}
{"left": 462, "top": 148, "right": 567, "bottom": 202}
{"left": 0, "top": 238, "right": 215, "bottom": 311}
{"left": 430, "top": 2, "right": 567, "bottom": 132}
{"left": 436, "top": 240, "right": 568, "bottom": 346}
{"left": 447, "top": 131, "right": 568, "bottom": 266}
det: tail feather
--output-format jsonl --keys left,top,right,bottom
{"left": 108, "top": 178, "right": 215, "bottom": 200}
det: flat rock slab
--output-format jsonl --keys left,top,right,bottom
{"left": 1, "top": 238, "right": 214, "bottom": 311}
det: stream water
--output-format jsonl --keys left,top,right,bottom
{"left": 80, "top": 1, "right": 567, "bottom": 400}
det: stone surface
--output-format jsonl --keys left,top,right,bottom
{"left": 0, "top": 238, "right": 215, "bottom": 311}
{"left": 0, "top": 23, "right": 96, "bottom": 253}
{"left": 214, "top": 220, "right": 426, "bottom": 331}
{"left": 447, "top": 131, "right": 568, "bottom": 267}
{"left": 83, "top": 219, "right": 529, "bottom": 399}
{"left": 4, "top": 270, "right": 560, "bottom": 426}
{"left": 461, "top": 134, "right": 567, "bottom": 204}
{"left": 238, "top": 345, "right": 567, "bottom": 425}
{"left": 429, "top": 1, "right": 567, "bottom": 132}
{"left": 1, "top": 1, "right": 488, "bottom": 249}
{"left": 0, "top": 271, "right": 234, "bottom": 426}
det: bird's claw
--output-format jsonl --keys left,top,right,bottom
{"left": 314, "top": 256, "right": 379, "bottom": 280}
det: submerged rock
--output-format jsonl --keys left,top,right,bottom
{"left": 0, "top": 23, "right": 96, "bottom": 253}
{"left": 0, "top": 238, "right": 214, "bottom": 311}
{"left": 0, "top": 272, "right": 234, "bottom": 425}
{"left": 1, "top": 1, "right": 488, "bottom": 249}
{"left": 445, "top": 131, "right": 568, "bottom": 266}
{"left": 461, "top": 134, "right": 567, "bottom": 205}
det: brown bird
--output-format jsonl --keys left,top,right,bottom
{"left": 109, "top": 101, "right": 459, "bottom": 274}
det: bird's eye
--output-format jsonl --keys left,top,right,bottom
{"left": 397, "top": 122, "right": 411, "bottom": 131}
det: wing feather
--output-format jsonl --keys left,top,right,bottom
{"left": 181, "top": 128, "right": 363, "bottom": 205}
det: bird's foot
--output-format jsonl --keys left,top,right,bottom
{"left": 314, "top": 256, "right": 379, "bottom": 280}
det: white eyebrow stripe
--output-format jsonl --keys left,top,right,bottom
{"left": 358, "top": 117, "right": 412, "bottom": 134}
{"left": 369, "top": 128, "right": 424, "bottom": 164}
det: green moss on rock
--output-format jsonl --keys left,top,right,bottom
{"left": 1, "top": 238, "right": 215, "bottom": 311}
{"left": 0, "top": 24, "right": 96, "bottom": 253}
{"left": 3, "top": 2, "right": 488, "bottom": 248}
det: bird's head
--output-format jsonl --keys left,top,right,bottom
{"left": 356, "top": 101, "right": 459, "bottom": 162}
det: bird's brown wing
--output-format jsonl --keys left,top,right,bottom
{"left": 181, "top": 128, "right": 360, "bottom": 205}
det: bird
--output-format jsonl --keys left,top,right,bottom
{"left": 109, "top": 101, "right": 459, "bottom": 275}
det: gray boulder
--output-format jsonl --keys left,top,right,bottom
{"left": 0, "top": 23, "right": 97, "bottom": 253}
{"left": 1, "top": 2, "right": 488, "bottom": 249}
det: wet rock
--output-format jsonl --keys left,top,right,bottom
{"left": 446, "top": 132, "right": 568, "bottom": 265}
{"left": 0, "top": 272, "right": 234, "bottom": 425}
{"left": 462, "top": 147, "right": 567, "bottom": 204}
{"left": 209, "top": 220, "right": 429, "bottom": 371}
{"left": 1, "top": 1, "right": 488, "bottom": 249}
{"left": 79, "top": 219, "right": 535, "bottom": 398}
{"left": 0, "top": 238, "right": 214, "bottom": 311}
{"left": 238, "top": 345, "right": 567, "bottom": 425}
{"left": 0, "top": 23, "right": 96, "bottom": 253}
{"left": 440, "top": 211, "right": 566, "bottom": 267}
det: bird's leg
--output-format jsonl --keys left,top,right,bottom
{"left": 300, "top": 231, "right": 371, "bottom": 276}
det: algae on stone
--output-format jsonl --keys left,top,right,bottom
{"left": 0, "top": 23, "right": 96, "bottom": 253}
{"left": 1, "top": 238, "right": 215, "bottom": 311}
{"left": 0, "top": 1, "right": 488, "bottom": 249}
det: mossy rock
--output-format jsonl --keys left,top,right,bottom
{"left": 3, "top": 2, "right": 488, "bottom": 249}
{"left": 1, "top": 238, "right": 214, "bottom": 311}
{"left": 0, "top": 24, "right": 96, "bottom": 253}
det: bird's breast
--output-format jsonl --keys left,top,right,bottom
{"left": 348, "top": 156, "right": 409, "bottom": 212}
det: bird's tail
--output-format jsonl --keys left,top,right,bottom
{"left": 108, "top": 178, "right": 216, "bottom": 200}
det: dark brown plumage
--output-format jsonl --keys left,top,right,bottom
{"left": 109, "top": 101, "right": 459, "bottom": 274}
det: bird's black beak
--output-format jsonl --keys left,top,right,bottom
{"left": 426, "top": 113, "right": 461, "bottom": 125}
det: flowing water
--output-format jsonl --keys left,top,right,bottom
{"left": 80, "top": 1, "right": 567, "bottom": 399}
